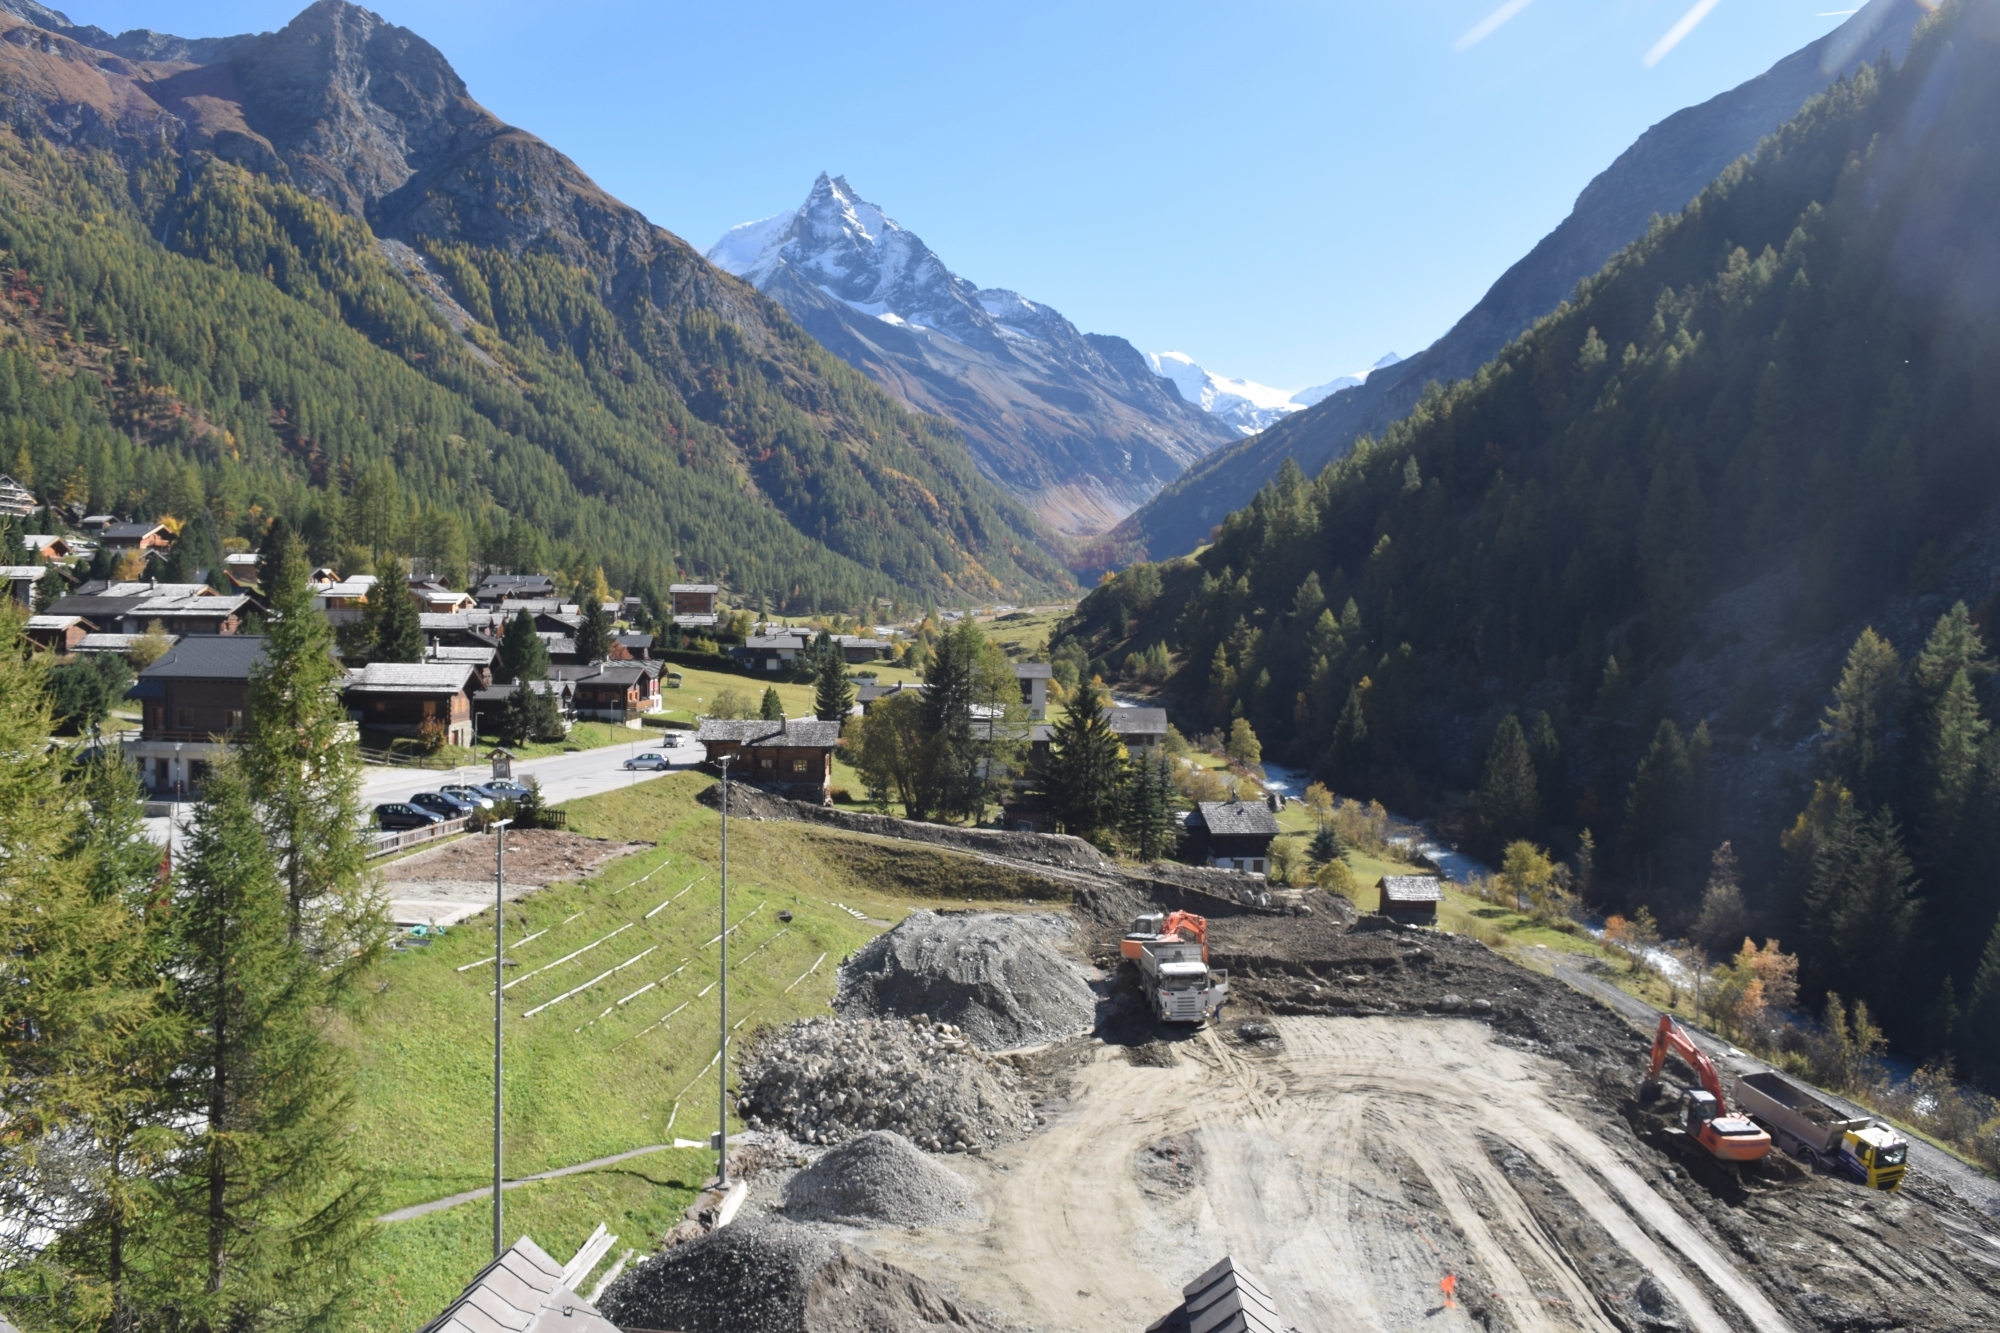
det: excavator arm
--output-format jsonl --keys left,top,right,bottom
{"left": 1160, "top": 911, "right": 1209, "bottom": 962}
{"left": 1647, "top": 1015, "right": 1730, "bottom": 1106}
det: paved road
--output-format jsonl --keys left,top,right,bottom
{"left": 1549, "top": 958, "right": 2000, "bottom": 1221}
{"left": 142, "top": 731, "right": 707, "bottom": 849}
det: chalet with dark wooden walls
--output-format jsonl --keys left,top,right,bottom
{"left": 1187, "top": 800, "right": 1281, "bottom": 875}
{"left": 342, "top": 663, "right": 478, "bottom": 748}
{"left": 697, "top": 717, "right": 840, "bottom": 803}
{"left": 123, "top": 636, "right": 267, "bottom": 795}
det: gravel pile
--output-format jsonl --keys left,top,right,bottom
{"left": 740, "top": 1016, "right": 1037, "bottom": 1152}
{"left": 599, "top": 1219, "right": 1003, "bottom": 1333}
{"left": 834, "top": 910, "right": 1097, "bottom": 1050}
{"left": 783, "top": 1131, "right": 977, "bottom": 1227}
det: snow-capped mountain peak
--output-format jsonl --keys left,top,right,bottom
{"left": 1148, "top": 351, "right": 1403, "bottom": 436}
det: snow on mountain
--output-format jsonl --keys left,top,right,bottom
{"left": 1146, "top": 351, "right": 1403, "bottom": 436}
{"left": 705, "top": 175, "right": 1236, "bottom": 538}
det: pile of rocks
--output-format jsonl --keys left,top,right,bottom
{"left": 739, "top": 1016, "right": 1037, "bottom": 1152}
{"left": 599, "top": 1219, "right": 1003, "bottom": 1333}
{"left": 835, "top": 910, "right": 1097, "bottom": 1050}
{"left": 782, "top": 1131, "right": 977, "bottom": 1227}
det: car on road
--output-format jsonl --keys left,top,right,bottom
{"left": 376, "top": 802, "right": 447, "bottom": 831}
{"left": 411, "top": 791, "right": 478, "bottom": 819}
{"left": 480, "top": 779, "right": 532, "bottom": 801}
{"left": 623, "top": 752, "right": 672, "bottom": 771}
{"left": 438, "top": 784, "right": 496, "bottom": 809}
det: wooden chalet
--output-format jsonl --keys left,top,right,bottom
{"left": 696, "top": 717, "right": 840, "bottom": 803}
{"left": 342, "top": 662, "right": 478, "bottom": 748}
{"left": 1187, "top": 800, "right": 1282, "bottom": 875}
{"left": 1378, "top": 875, "right": 1443, "bottom": 925}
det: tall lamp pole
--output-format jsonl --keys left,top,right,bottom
{"left": 717, "top": 753, "right": 732, "bottom": 1188}
{"left": 492, "top": 816, "right": 512, "bottom": 1260}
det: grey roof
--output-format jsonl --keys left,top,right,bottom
{"left": 1381, "top": 875, "right": 1445, "bottom": 903}
{"left": 697, "top": 717, "right": 841, "bottom": 748}
{"left": 670, "top": 582, "right": 719, "bottom": 594}
{"left": 1105, "top": 706, "right": 1168, "bottom": 735}
{"left": 1, "top": 565, "right": 45, "bottom": 579}
{"left": 344, "top": 663, "right": 476, "bottom": 694}
{"left": 551, "top": 662, "right": 648, "bottom": 685}
{"left": 136, "top": 635, "right": 268, "bottom": 680}
{"left": 834, "top": 635, "right": 890, "bottom": 650}
{"left": 1014, "top": 662, "right": 1053, "bottom": 679}
{"left": 1194, "top": 801, "right": 1282, "bottom": 837}
{"left": 100, "top": 522, "right": 166, "bottom": 540}
{"left": 473, "top": 679, "right": 572, "bottom": 702}
{"left": 475, "top": 573, "right": 556, "bottom": 594}
{"left": 614, "top": 632, "right": 654, "bottom": 647}
{"left": 416, "top": 1235, "right": 619, "bottom": 1333}
{"left": 78, "top": 632, "right": 170, "bottom": 652}
{"left": 26, "top": 614, "right": 83, "bottom": 629}
{"left": 743, "top": 634, "right": 807, "bottom": 651}
{"left": 429, "top": 646, "right": 498, "bottom": 665}
{"left": 104, "top": 581, "right": 217, "bottom": 598}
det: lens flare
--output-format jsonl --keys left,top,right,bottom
{"left": 1643, "top": 0, "right": 1723, "bottom": 68}
{"left": 1454, "top": 0, "right": 1535, "bottom": 53}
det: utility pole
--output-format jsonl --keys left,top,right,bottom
{"left": 717, "top": 753, "right": 732, "bottom": 1188}
{"left": 492, "top": 817, "right": 512, "bottom": 1260}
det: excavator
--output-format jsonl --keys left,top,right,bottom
{"left": 1641, "top": 1014, "right": 1772, "bottom": 1164}
{"left": 1123, "top": 911, "right": 1209, "bottom": 962}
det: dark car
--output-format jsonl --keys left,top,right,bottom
{"left": 438, "top": 784, "right": 496, "bottom": 810}
{"left": 411, "top": 791, "right": 477, "bottom": 819}
{"left": 376, "top": 802, "right": 446, "bottom": 831}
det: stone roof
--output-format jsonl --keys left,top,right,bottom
{"left": 430, "top": 646, "right": 498, "bottom": 664}
{"left": 416, "top": 1236, "right": 619, "bottom": 1333}
{"left": 696, "top": 717, "right": 841, "bottom": 748}
{"left": 669, "top": 582, "right": 719, "bottom": 594}
{"left": 100, "top": 522, "right": 166, "bottom": 540}
{"left": 1381, "top": 875, "right": 1444, "bottom": 903}
{"left": 135, "top": 635, "right": 268, "bottom": 680}
{"left": 344, "top": 662, "right": 476, "bottom": 694}
{"left": 473, "top": 679, "right": 572, "bottom": 702}
{"left": 1014, "top": 662, "right": 1053, "bottom": 679}
{"left": 551, "top": 662, "right": 649, "bottom": 685}
{"left": 1105, "top": 706, "right": 1168, "bottom": 735}
{"left": 26, "top": 614, "right": 83, "bottom": 629}
{"left": 1193, "top": 801, "right": 1281, "bottom": 837}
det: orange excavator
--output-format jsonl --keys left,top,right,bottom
{"left": 1122, "top": 911, "right": 1208, "bottom": 962}
{"left": 1642, "top": 1015, "right": 1772, "bottom": 1164}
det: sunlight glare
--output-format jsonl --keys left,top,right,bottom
{"left": 1644, "top": 0, "right": 1724, "bottom": 67}
{"left": 1453, "top": 0, "right": 1535, "bottom": 53}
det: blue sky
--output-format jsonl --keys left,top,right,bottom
{"left": 75, "top": 0, "right": 1875, "bottom": 387}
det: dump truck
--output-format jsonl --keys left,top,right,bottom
{"left": 1122, "top": 912, "right": 1227, "bottom": 1023}
{"left": 1640, "top": 1015, "right": 1772, "bottom": 1165}
{"left": 1736, "top": 1070, "right": 1908, "bottom": 1190}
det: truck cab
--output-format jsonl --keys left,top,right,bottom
{"left": 1138, "top": 939, "right": 1229, "bottom": 1024}
{"left": 1841, "top": 1124, "right": 1908, "bottom": 1191}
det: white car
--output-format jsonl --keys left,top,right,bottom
{"left": 623, "top": 752, "right": 672, "bottom": 771}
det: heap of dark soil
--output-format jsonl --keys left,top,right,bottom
{"left": 834, "top": 911, "right": 1095, "bottom": 1050}
{"left": 599, "top": 1219, "right": 1005, "bottom": 1333}
{"left": 782, "top": 1131, "right": 977, "bottom": 1227}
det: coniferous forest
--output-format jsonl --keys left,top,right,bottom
{"left": 1058, "top": 6, "right": 2000, "bottom": 1074}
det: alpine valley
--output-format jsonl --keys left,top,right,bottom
{"left": 0, "top": 0, "right": 1076, "bottom": 609}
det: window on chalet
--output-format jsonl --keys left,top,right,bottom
{"left": 792, "top": 759, "right": 808, "bottom": 773}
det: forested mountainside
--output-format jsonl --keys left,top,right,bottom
{"left": 1059, "top": 1, "right": 2000, "bottom": 1069}
{"left": 1109, "top": 0, "right": 1930, "bottom": 564}
{"left": 0, "top": 0, "right": 1070, "bottom": 608}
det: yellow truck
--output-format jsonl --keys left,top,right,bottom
{"left": 1737, "top": 1070, "right": 1908, "bottom": 1190}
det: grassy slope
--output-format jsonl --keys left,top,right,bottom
{"left": 343, "top": 771, "right": 1039, "bottom": 1331}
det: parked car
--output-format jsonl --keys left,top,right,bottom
{"left": 376, "top": 802, "right": 446, "bottom": 831}
{"left": 439, "top": 784, "right": 496, "bottom": 810}
{"left": 623, "top": 752, "right": 671, "bottom": 771}
{"left": 411, "top": 791, "right": 478, "bottom": 819}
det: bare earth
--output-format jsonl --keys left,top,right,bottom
{"left": 841, "top": 1016, "right": 1995, "bottom": 1333}
{"left": 378, "top": 829, "right": 648, "bottom": 925}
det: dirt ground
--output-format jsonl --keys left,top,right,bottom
{"left": 377, "top": 830, "right": 649, "bottom": 924}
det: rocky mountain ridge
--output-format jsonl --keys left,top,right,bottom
{"left": 1113, "top": 0, "right": 1932, "bottom": 558}
{"left": 708, "top": 173, "right": 1238, "bottom": 539}
{"left": 1145, "top": 350, "right": 1402, "bottom": 436}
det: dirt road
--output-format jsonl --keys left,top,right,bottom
{"left": 850, "top": 1017, "right": 1792, "bottom": 1333}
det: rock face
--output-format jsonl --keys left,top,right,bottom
{"left": 710, "top": 173, "right": 1238, "bottom": 537}
{"left": 1116, "top": 0, "right": 1933, "bottom": 559}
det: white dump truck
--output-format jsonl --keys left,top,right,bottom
{"left": 1736, "top": 1070, "right": 1908, "bottom": 1190}
{"left": 1136, "top": 936, "right": 1229, "bottom": 1024}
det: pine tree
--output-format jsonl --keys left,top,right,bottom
{"left": 1475, "top": 714, "right": 1540, "bottom": 849}
{"left": 1227, "top": 718, "right": 1262, "bottom": 767}
{"left": 237, "top": 531, "right": 377, "bottom": 969}
{"left": 920, "top": 621, "right": 987, "bottom": 821}
{"left": 157, "top": 763, "right": 374, "bottom": 1331}
{"left": 1691, "top": 841, "right": 1750, "bottom": 957}
{"left": 1803, "top": 803, "right": 1920, "bottom": 1016}
{"left": 495, "top": 608, "right": 549, "bottom": 685}
{"left": 369, "top": 566, "right": 425, "bottom": 665}
{"left": 575, "top": 595, "right": 613, "bottom": 663}
{"left": 1044, "top": 679, "right": 1125, "bottom": 839}
{"left": 1308, "top": 824, "right": 1344, "bottom": 868}
{"left": 1529, "top": 709, "right": 1562, "bottom": 812}
{"left": 163, "top": 507, "right": 225, "bottom": 591}
{"left": 527, "top": 683, "right": 567, "bottom": 743}
{"left": 1962, "top": 916, "right": 2000, "bottom": 1079}
{"left": 1119, "top": 755, "right": 1177, "bottom": 862}
{"left": 813, "top": 641, "right": 856, "bottom": 722}
{"left": 759, "top": 685, "right": 785, "bottom": 720}
{"left": 1821, "top": 627, "right": 1901, "bottom": 808}
{"left": 1331, "top": 678, "right": 1369, "bottom": 775}
{"left": 1622, "top": 719, "right": 1691, "bottom": 899}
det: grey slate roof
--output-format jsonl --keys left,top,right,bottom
{"left": 344, "top": 663, "right": 476, "bottom": 694}
{"left": 1105, "top": 706, "right": 1168, "bottom": 735}
{"left": 697, "top": 717, "right": 841, "bottom": 748}
{"left": 1381, "top": 875, "right": 1444, "bottom": 903}
{"left": 135, "top": 635, "right": 268, "bottom": 680}
{"left": 430, "top": 646, "right": 498, "bottom": 665}
{"left": 1194, "top": 801, "right": 1282, "bottom": 837}
{"left": 416, "top": 1235, "right": 619, "bottom": 1333}
{"left": 100, "top": 522, "right": 166, "bottom": 540}
{"left": 669, "top": 582, "right": 719, "bottom": 593}
{"left": 551, "top": 662, "right": 648, "bottom": 685}
{"left": 1014, "top": 662, "right": 1053, "bottom": 679}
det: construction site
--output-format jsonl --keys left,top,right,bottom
{"left": 587, "top": 787, "right": 2000, "bottom": 1333}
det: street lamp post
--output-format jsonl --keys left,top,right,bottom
{"left": 717, "top": 753, "right": 732, "bottom": 1188}
{"left": 492, "top": 816, "right": 512, "bottom": 1260}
